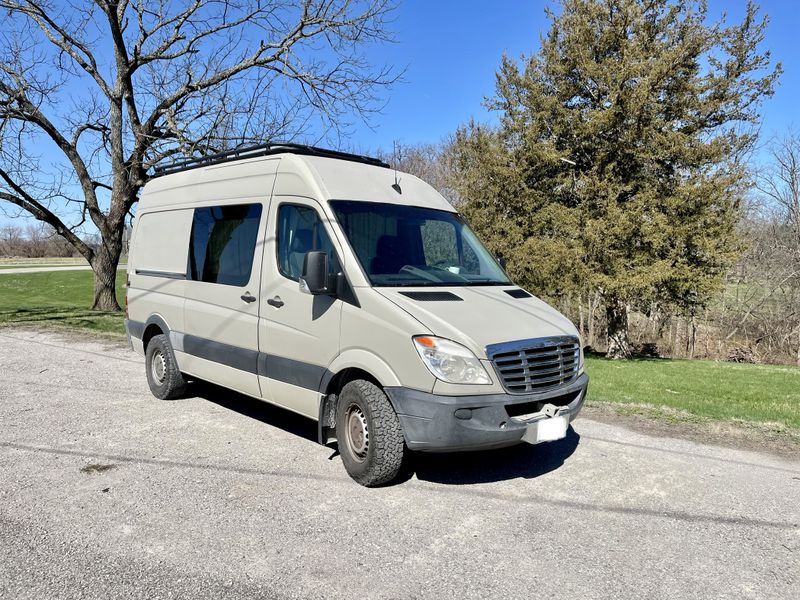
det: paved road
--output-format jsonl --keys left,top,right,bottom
{"left": 0, "top": 329, "right": 798, "bottom": 599}
{"left": 0, "top": 265, "right": 125, "bottom": 274}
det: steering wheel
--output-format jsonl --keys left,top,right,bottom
{"left": 430, "top": 259, "right": 454, "bottom": 270}
{"left": 399, "top": 264, "right": 440, "bottom": 282}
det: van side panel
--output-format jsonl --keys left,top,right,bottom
{"left": 127, "top": 208, "right": 194, "bottom": 356}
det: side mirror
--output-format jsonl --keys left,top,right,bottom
{"left": 497, "top": 256, "right": 507, "bottom": 269}
{"left": 300, "top": 250, "right": 330, "bottom": 295}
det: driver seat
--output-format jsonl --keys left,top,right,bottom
{"left": 370, "top": 234, "right": 405, "bottom": 274}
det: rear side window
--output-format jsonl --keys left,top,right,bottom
{"left": 277, "top": 204, "right": 340, "bottom": 280}
{"left": 188, "top": 203, "right": 262, "bottom": 286}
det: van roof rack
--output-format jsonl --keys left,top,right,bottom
{"left": 151, "top": 142, "right": 390, "bottom": 177}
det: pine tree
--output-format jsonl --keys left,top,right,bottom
{"left": 453, "top": 0, "right": 780, "bottom": 357}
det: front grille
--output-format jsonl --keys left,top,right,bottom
{"left": 487, "top": 336, "right": 581, "bottom": 394}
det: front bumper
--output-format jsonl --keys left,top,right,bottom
{"left": 384, "top": 372, "right": 588, "bottom": 452}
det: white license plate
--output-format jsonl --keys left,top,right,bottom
{"left": 523, "top": 416, "right": 568, "bottom": 444}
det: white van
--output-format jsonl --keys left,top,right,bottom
{"left": 125, "top": 144, "right": 588, "bottom": 486}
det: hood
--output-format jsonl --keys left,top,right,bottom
{"left": 375, "top": 287, "right": 579, "bottom": 358}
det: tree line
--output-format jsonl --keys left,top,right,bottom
{"left": 0, "top": 223, "right": 130, "bottom": 259}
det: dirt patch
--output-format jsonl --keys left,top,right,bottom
{"left": 582, "top": 402, "right": 800, "bottom": 461}
{"left": 80, "top": 463, "right": 117, "bottom": 474}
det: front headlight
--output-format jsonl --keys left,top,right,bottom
{"left": 412, "top": 336, "right": 492, "bottom": 385}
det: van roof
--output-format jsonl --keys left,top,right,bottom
{"left": 141, "top": 145, "right": 456, "bottom": 213}
{"left": 151, "top": 143, "right": 389, "bottom": 176}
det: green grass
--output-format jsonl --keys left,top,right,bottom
{"left": 586, "top": 355, "right": 800, "bottom": 430}
{"left": 0, "top": 270, "right": 126, "bottom": 335}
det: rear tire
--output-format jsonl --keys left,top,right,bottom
{"left": 145, "top": 334, "right": 187, "bottom": 400}
{"left": 336, "top": 380, "right": 405, "bottom": 487}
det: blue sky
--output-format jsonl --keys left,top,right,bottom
{"left": 348, "top": 0, "right": 799, "bottom": 154}
{"left": 2, "top": 0, "right": 797, "bottom": 232}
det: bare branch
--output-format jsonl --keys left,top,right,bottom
{"left": 0, "top": 0, "right": 114, "bottom": 98}
{"left": 0, "top": 77, "right": 105, "bottom": 232}
{"left": 0, "top": 166, "right": 93, "bottom": 260}
{"left": 1, "top": 0, "right": 398, "bottom": 309}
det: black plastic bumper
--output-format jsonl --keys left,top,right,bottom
{"left": 384, "top": 373, "right": 589, "bottom": 452}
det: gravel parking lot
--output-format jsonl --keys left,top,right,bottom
{"left": 1, "top": 328, "right": 798, "bottom": 599}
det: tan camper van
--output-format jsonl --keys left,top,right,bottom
{"left": 125, "top": 144, "right": 588, "bottom": 486}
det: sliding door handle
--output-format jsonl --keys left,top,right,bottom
{"left": 241, "top": 293, "right": 256, "bottom": 303}
{"left": 267, "top": 296, "right": 284, "bottom": 308}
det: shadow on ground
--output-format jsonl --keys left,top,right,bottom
{"left": 189, "top": 380, "right": 580, "bottom": 486}
{"left": 190, "top": 380, "right": 319, "bottom": 443}
{"left": 0, "top": 307, "right": 124, "bottom": 334}
{"left": 407, "top": 428, "right": 580, "bottom": 485}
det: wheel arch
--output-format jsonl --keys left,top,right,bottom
{"left": 141, "top": 314, "right": 171, "bottom": 352}
{"left": 317, "top": 350, "right": 402, "bottom": 445}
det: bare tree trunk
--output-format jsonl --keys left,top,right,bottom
{"left": 588, "top": 290, "right": 601, "bottom": 347}
{"left": 606, "top": 298, "right": 632, "bottom": 359}
{"left": 89, "top": 209, "right": 125, "bottom": 311}
{"left": 796, "top": 324, "right": 800, "bottom": 367}
{"left": 90, "top": 242, "right": 122, "bottom": 311}
{"left": 684, "top": 317, "right": 691, "bottom": 357}
{"left": 669, "top": 317, "right": 677, "bottom": 357}
{"left": 578, "top": 293, "right": 585, "bottom": 342}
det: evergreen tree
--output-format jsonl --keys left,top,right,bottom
{"left": 453, "top": 0, "right": 780, "bottom": 357}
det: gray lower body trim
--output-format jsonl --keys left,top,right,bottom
{"left": 183, "top": 334, "right": 260, "bottom": 374}
{"left": 180, "top": 336, "right": 327, "bottom": 389}
{"left": 126, "top": 319, "right": 145, "bottom": 340}
{"left": 180, "top": 335, "right": 325, "bottom": 389}
{"left": 384, "top": 373, "right": 589, "bottom": 452}
{"left": 261, "top": 353, "right": 327, "bottom": 391}
{"left": 124, "top": 319, "right": 136, "bottom": 350}
{"left": 128, "top": 319, "right": 329, "bottom": 391}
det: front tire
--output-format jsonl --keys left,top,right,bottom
{"left": 145, "top": 334, "right": 187, "bottom": 400}
{"left": 336, "top": 380, "right": 405, "bottom": 487}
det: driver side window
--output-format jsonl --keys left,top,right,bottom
{"left": 277, "top": 204, "right": 340, "bottom": 281}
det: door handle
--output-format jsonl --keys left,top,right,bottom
{"left": 267, "top": 296, "right": 284, "bottom": 308}
{"left": 241, "top": 293, "right": 257, "bottom": 303}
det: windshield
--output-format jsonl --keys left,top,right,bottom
{"left": 329, "top": 200, "right": 511, "bottom": 287}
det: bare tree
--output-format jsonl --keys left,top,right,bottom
{"left": 0, "top": 0, "right": 398, "bottom": 310}
{"left": 753, "top": 134, "right": 800, "bottom": 364}
{"left": 757, "top": 134, "right": 800, "bottom": 247}
{"left": 376, "top": 141, "right": 462, "bottom": 205}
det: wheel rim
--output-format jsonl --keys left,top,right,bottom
{"left": 344, "top": 404, "right": 369, "bottom": 463}
{"left": 151, "top": 349, "right": 167, "bottom": 385}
